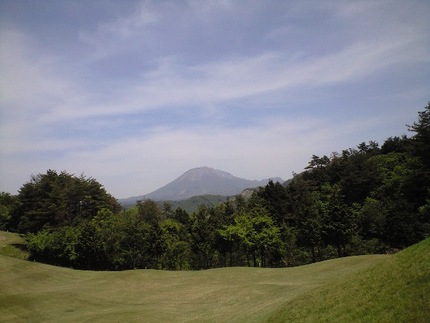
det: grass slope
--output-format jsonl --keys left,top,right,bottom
{"left": 268, "top": 237, "right": 430, "bottom": 322}
{"left": 1, "top": 231, "right": 428, "bottom": 322}
{"left": 0, "top": 231, "right": 28, "bottom": 260}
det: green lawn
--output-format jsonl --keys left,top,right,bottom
{"left": 268, "top": 237, "right": 430, "bottom": 322}
{"left": 1, "top": 231, "right": 428, "bottom": 322}
{"left": 0, "top": 231, "right": 28, "bottom": 260}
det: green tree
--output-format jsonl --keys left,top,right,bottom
{"left": 170, "top": 207, "right": 191, "bottom": 227}
{"left": 371, "top": 152, "right": 428, "bottom": 247}
{"left": 408, "top": 102, "right": 430, "bottom": 167}
{"left": 358, "top": 198, "right": 386, "bottom": 241}
{"left": 381, "top": 135, "right": 411, "bottom": 154}
{"left": 190, "top": 206, "right": 216, "bottom": 269}
{"left": 418, "top": 195, "right": 430, "bottom": 237}
{"left": 338, "top": 146, "right": 379, "bottom": 204}
{"left": 26, "top": 226, "right": 80, "bottom": 267}
{"left": 74, "top": 208, "right": 114, "bottom": 270}
{"left": 220, "top": 205, "right": 282, "bottom": 267}
{"left": 137, "top": 199, "right": 163, "bottom": 223}
{"left": 303, "top": 155, "right": 331, "bottom": 186}
{"left": 257, "top": 180, "right": 290, "bottom": 226}
{"left": 296, "top": 190, "right": 322, "bottom": 262}
{"left": 161, "top": 218, "right": 191, "bottom": 270}
{"left": 102, "top": 208, "right": 152, "bottom": 270}
{"left": 147, "top": 221, "right": 166, "bottom": 269}
{"left": 320, "top": 184, "right": 357, "bottom": 257}
{"left": 0, "top": 192, "right": 18, "bottom": 230}
{"left": 16, "top": 170, "right": 120, "bottom": 233}
{"left": 212, "top": 203, "right": 236, "bottom": 267}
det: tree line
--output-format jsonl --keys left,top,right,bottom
{"left": 1, "top": 103, "right": 429, "bottom": 270}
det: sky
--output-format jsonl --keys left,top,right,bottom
{"left": 1, "top": 0, "right": 429, "bottom": 199}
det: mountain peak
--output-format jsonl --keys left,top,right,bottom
{"left": 120, "top": 167, "right": 284, "bottom": 203}
{"left": 180, "top": 167, "right": 235, "bottom": 181}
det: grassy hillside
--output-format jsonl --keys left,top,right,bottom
{"left": 0, "top": 231, "right": 28, "bottom": 260}
{"left": 1, "top": 231, "right": 428, "bottom": 322}
{"left": 268, "top": 237, "right": 430, "bottom": 322}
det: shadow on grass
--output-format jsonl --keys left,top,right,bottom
{"left": 11, "top": 243, "right": 28, "bottom": 252}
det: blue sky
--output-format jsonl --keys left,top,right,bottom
{"left": 1, "top": 0, "right": 429, "bottom": 198}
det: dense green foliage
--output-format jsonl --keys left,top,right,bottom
{"left": 121, "top": 195, "right": 228, "bottom": 214}
{"left": 4, "top": 170, "right": 121, "bottom": 233}
{"left": 0, "top": 192, "right": 18, "bottom": 231}
{"left": 1, "top": 103, "right": 429, "bottom": 270}
{"left": 159, "top": 194, "right": 228, "bottom": 214}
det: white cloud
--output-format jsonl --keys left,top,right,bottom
{"left": 1, "top": 114, "right": 390, "bottom": 198}
{"left": 3, "top": 1, "right": 427, "bottom": 124}
{"left": 187, "top": 0, "right": 238, "bottom": 22}
{"left": 79, "top": 2, "right": 160, "bottom": 59}
{"left": 0, "top": 30, "right": 71, "bottom": 110}
{"left": 51, "top": 33, "right": 425, "bottom": 122}
{"left": 1, "top": 0, "right": 429, "bottom": 197}
{"left": 113, "top": 35, "right": 427, "bottom": 116}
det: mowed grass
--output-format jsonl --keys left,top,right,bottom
{"left": 0, "top": 231, "right": 428, "bottom": 322}
{"left": 268, "top": 237, "right": 430, "bottom": 322}
{"left": 0, "top": 231, "right": 28, "bottom": 260}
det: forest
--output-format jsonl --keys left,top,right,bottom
{"left": 1, "top": 103, "right": 429, "bottom": 271}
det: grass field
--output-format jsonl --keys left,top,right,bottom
{"left": 0, "top": 231, "right": 28, "bottom": 260}
{"left": 1, "top": 231, "right": 429, "bottom": 322}
{"left": 268, "top": 237, "right": 430, "bottom": 322}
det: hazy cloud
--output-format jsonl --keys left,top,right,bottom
{"left": 1, "top": 0, "right": 429, "bottom": 197}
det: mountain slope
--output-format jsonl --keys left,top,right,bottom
{"left": 123, "top": 167, "right": 282, "bottom": 202}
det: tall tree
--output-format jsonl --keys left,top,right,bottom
{"left": 0, "top": 192, "right": 19, "bottom": 230}
{"left": 408, "top": 102, "right": 430, "bottom": 167}
{"left": 15, "top": 170, "right": 120, "bottom": 233}
{"left": 296, "top": 190, "right": 322, "bottom": 263}
{"left": 371, "top": 152, "right": 428, "bottom": 247}
{"left": 137, "top": 199, "right": 163, "bottom": 223}
{"left": 190, "top": 206, "right": 216, "bottom": 269}
{"left": 161, "top": 218, "right": 191, "bottom": 270}
{"left": 320, "top": 184, "right": 357, "bottom": 257}
{"left": 220, "top": 204, "right": 282, "bottom": 267}
{"left": 257, "top": 180, "right": 290, "bottom": 226}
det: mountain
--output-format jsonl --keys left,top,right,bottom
{"left": 120, "top": 167, "right": 283, "bottom": 204}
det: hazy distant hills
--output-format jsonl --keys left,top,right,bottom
{"left": 119, "top": 166, "right": 283, "bottom": 206}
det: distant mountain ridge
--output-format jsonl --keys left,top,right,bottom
{"left": 119, "top": 166, "right": 283, "bottom": 204}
